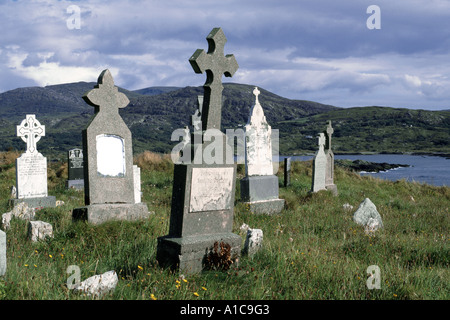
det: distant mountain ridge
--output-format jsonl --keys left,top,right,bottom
{"left": 0, "top": 81, "right": 448, "bottom": 159}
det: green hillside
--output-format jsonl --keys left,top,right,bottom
{"left": 0, "top": 82, "right": 448, "bottom": 159}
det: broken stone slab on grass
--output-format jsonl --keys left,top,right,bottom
{"left": 243, "top": 228, "right": 263, "bottom": 257}
{"left": 27, "top": 220, "right": 53, "bottom": 242}
{"left": 1, "top": 202, "right": 36, "bottom": 230}
{"left": 353, "top": 198, "right": 383, "bottom": 230}
{"left": 73, "top": 270, "right": 118, "bottom": 297}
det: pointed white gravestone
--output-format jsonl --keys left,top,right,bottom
{"left": 311, "top": 132, "right": 327, "bottom": 192}
{"left": 11, "top": 115, "right": 56, "bottom": 208}
{"left": 240, "top": 87, "right": 285, "bottom": 214}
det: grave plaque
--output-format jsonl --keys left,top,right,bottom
{"left": 67, "top": 148, "right": 84, "bottom": 189}
{"left": 157, "top": 28, "right": 241, "bottom": 274}
{"left": 72, "top": 70, "right": 149, "bottom": 224}
{"left": 11, "top": 114, "right": 56, "bottom": 208}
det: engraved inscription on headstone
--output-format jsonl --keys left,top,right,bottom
{"left": 189, "top": 167, "right": 233, "bottom": 212}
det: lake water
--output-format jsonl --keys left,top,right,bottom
{"left": 280, "top": 154, "right": 449, "bottom": 187}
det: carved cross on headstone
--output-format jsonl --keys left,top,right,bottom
{"left": 17, "top": 114, "right": 45, "bottom": 154}
{"left": 326, "top": 120, "right": 334, "bottom": 151}
{"left": 189, "top": 27, "right": 239, "bottom": 131}
{"left": 253, "top": 87, "right": 260, "bottom": 104}
{"left": 82, "top": 69, "right": 129, "bottom": 115}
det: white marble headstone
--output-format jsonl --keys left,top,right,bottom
{"left": 15, "top": 115, "right": 48, "bottom": 199}
{"left": 312, "top": 133, "right": 327, "bottom": 192}
{"left": 244, "top": 87, "right": 273, "bottom": 176}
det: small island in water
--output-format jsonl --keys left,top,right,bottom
{"left": 335, "top": 159, "right": 410, "bottom": 173}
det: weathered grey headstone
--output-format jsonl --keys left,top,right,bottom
{"left": 284, "top": 157, "right": 291, "bottom": 187}
{"left": 28, "top": 220, "right": 53, "bottom": 242}
{"left": 72, "top": 70, "right": 150, "bottom": 225}
{"left": 240, "top": 87, "right": 284, "bottom": 214}
{"left": 73, "top": 270, "right": 118, "bottom": 297}
{"left": 243, "top": 228, "right": 263, "bottom": 256}
{"left": 353, "top": 198, "right": 383, "bottom": 230}
{"left": 311, "top": 133, "right": 327, "bottom": 192}
{"left": 324, "top": 121, "right": 338, "bottom": 195}
{"left": 67, "top": 148, "right": 84, "bottom": 190}
{"left": 11, "top": 114, "right": 56, "bottom": 208}
{"left": 0, "top": 230, "right": 6, "bottom": 277}
{"left": 157, "top": 28, "right": 241, "bottom": 274}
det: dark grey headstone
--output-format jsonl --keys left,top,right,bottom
{"left": 157, "top": 28, "right": 241, "bottom": 274}
{"left": 284, "top": 157, "right": 291, "bottom": 187}
{"left": 67, "top": 148, "right": 84, "bottom": 189}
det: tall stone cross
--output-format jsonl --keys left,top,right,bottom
{"left": 17, "top": 114, "right": 45, "bottom": 154}
{"left": 326, "top": 120, "right": 334, "bottom": 151}
{"left": 189, "top": 27, "right": 239, "bottom": 131}
{"left": 82, "top": 69, "right": 129, "bottom": 115}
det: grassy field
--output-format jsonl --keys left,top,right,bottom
{"left": 0, "top": 150, "right": 448, "bottom": 300}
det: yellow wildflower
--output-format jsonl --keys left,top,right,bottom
{"left": 193, "top": 292, "right": 199, "bottom": 297}
{"left": 150, "top": 293, "right": 157, "bottom": 300}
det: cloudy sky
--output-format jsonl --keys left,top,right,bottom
{"left": 1, "top": 0, "right": 449, "bottom": 110}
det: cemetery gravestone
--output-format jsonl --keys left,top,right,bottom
{"left": 240, "top": 87, "right": 285, "bottom": 214}
{"left": 284, "top": 157, "right": 291, "bottom": 187}
{"left": 324, "top": 121, "right": 338, "bottom": 195}
{"left": 157, "top": 28, "right": 241, "bottom": 274}
{"left": 311, "top": 133, "right": 327, "bottom": 192}
{"left": 11, "top": 114, "right": 56, "bottom": 208}
{"left": 67, "top": 148, "right": 84, "bottom": 189}
{"left": 0, "top": 230, "right": 5, "bottom": 276}
{"left": 72, "top": 69, "right": 149, "bottom": 225}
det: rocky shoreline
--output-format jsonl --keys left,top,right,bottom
{"left": 335, "top": 159, "right": 410, "bottom": 173}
